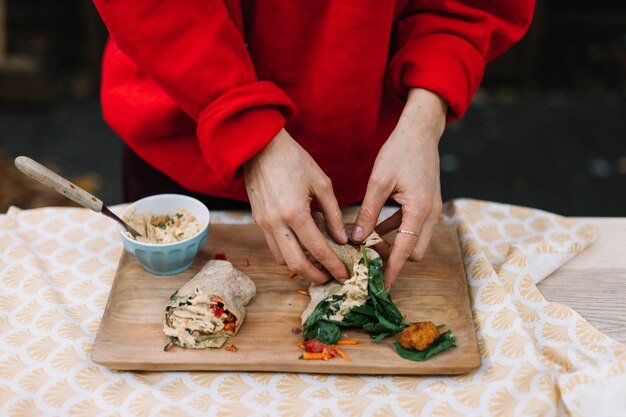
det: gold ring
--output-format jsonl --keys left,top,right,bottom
{"left": 397, "top": 229, "right": 419, "bottom": 237}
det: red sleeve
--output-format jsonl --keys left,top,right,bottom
{"left": 387, "top": 0, "right": 536, "bottom": 122}
{"left": 93, "top": 0, "right": 296, "bottom": 183}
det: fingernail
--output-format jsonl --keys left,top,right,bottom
{"left": 352, "top": 225, "right": 364, "bottom": 241}
{"left": 341, "top": 229, "right": 348, "bottom": 243}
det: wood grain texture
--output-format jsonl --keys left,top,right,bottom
{"left": 538, "top": 218, "right": 626, "bottom": 344}
{"left": 92, "top": 223, "right": 480, "bottom": 374}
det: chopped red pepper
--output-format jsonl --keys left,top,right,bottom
{"left": 214, "top": 252, "right": 226, "bottom": 260}
{"left": 212, "top": 305, "right": 224, "bottom": 317}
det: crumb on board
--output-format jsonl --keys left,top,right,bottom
{"left": 291, "top": 328, "right": 302, "bottom": 335}
{"left": 242, "top": 257, "right": 250, "bottom": 266}
{"left": 225, "top": 344, "right": 238, "bottom": 352}
{"left": 289, "top": 271, "right": 297, "bottom": 279}
{"left": 214, "top": 252, "right": 226, "bottom": 260}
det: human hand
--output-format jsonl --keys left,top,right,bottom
{"left": 352, "top": 88, "right": 447, "bottom": 289}
{"left": 244, "top": 129, "right": 350, "bottom": 284}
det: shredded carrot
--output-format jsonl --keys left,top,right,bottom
{"left": 302, "top": 352, "right": 328, "bottom": 360}
{"left": 334, "top": 347, "right": 351, "bottom": 361}
{"left": 289, "top": 271, "right": 297, "bottom": 279}
{"left": 296, "top": 289, "right": 308, "bottom": 296}
{"left": 337, "top": 340, "right": 359, "bottom": 345}
{"left": 242, "top": 257, "right": 250, "bottom": 266}
{"left": 297, "top": 340, "right": 351, "bottom": 361}
{"left": 322, "top": 346, "right": 332, "bottom": 358}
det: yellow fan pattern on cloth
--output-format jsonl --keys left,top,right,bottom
{"left": 0, "top": 199, "right": 624, "bottom": 417}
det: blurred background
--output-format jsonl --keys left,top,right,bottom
{"left": 0, "top": 0, "right": 624, "bottom": 215}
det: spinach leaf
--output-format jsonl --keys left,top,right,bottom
{"left": 303, "top": 295, "right": 343, "bottom": 344}
{"left": 169, "top": 290, "right": 179, "bottom": 301}
{"left": 303, "top": 320, "right": 341, "bottom": 344}
{"left": 367, "top": 258, "right": 404, "bottom": 326}
{"left": 358, "top": 256, "right": 406, "bottom": 341}
{"left": 338, "top": 303, "right": 378, "bottom": 327}
{"left": 392, "top": 330, "right": 456, "bottom": 361}
{"left": 349, "top": 303, "right": 377, "bottom": 318}
{"left": 362, "top": 315, "right": 401, "bottom": 335}
{"left": 373, "top": 332, "right": 395, "bottom": 343}
{"left": 360, "top": 245, "right": 370, "bottom": 269}
{"left": 304, "top": 295, "right": 341, "bottom": 328}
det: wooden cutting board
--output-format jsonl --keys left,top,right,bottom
{"left": 92, "top": 224, "right": 480, "bottom": 374}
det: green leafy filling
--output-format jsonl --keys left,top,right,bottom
{"left": 302, "top": 246, "right": 456, "bottom": 361}
{"left": 392, "top": 330, "right": 456, "bottom": 361}
{"left": 303, "top": 248, "right": 406, "bottom": 345}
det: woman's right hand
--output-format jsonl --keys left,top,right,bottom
{"left": 243, "top": 129, "right": 349, "bottom": 284}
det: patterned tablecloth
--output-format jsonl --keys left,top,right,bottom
{"left": 1, "top": 199, "right": 625, "bottom": 417}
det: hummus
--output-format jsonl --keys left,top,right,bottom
{"left": 123, "top": 208, "right": 203, "bottom": 244}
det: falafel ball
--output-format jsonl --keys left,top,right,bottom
{"left": 398, "top": 321, "right": 440, "bottom": 351}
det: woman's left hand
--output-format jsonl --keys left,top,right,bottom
{"left": 351, "top": 88, "right": 447, "bottom": 289}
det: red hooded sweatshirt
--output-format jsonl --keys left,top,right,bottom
{"left": 94, "top": 0, "right": 535, "bottom": 206}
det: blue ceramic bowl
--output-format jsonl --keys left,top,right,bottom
{"left": 118, "top": 194, "right": 210, "bottom": 275}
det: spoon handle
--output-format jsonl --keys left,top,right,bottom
{"left": 14, "top": 156, "right": 104, "bottom": 212}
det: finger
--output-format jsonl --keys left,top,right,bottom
{"left": 262, "top": 229, "right": 285, "bottom": 265}
{"left": 273, "top": 226, "right": 331, "bottom": 284}
{"left": 373, "top": 223, "right": 434, "bottom": 263}
{"left": 291, "top": 216, "right": 350, "bottom": 282}
{"left": 410, "top": 211, "right": 439, "bottom": 262}
{"left": 384, "top": 232, "right": 419, "bottom": 290}
{"left": 313, "top": 176, "right": 348, "bottom": 244}
{"left": 374, "top": 209, "right": 403, "bottom": 236}
{"left": 352, "top": 178, "right": 388, "bottom": 242}
{"left": 384, "top": 205, "right": 428, "bottom": 289}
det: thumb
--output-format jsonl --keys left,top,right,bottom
{"left": 352, "top": 181, "right": 387, "bottom": 242}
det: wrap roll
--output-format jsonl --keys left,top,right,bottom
{"left": 301, "top": 213, "right": 383, "bottom": 324}
{"left": 163, "top": 260, "right": 256, "bottom": 349}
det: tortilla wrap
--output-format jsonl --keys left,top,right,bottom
{"left": 300, "top": 213, "right": 383, "bottom": 324}
{"left": 163, "top": 260, "right": 256, "bottom": 349}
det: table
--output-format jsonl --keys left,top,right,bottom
{"left": 1, "top": 200, "right": 625, "bottom": 417}
{"left": 538, "top": 218, "right": 626, "bottom": 344}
